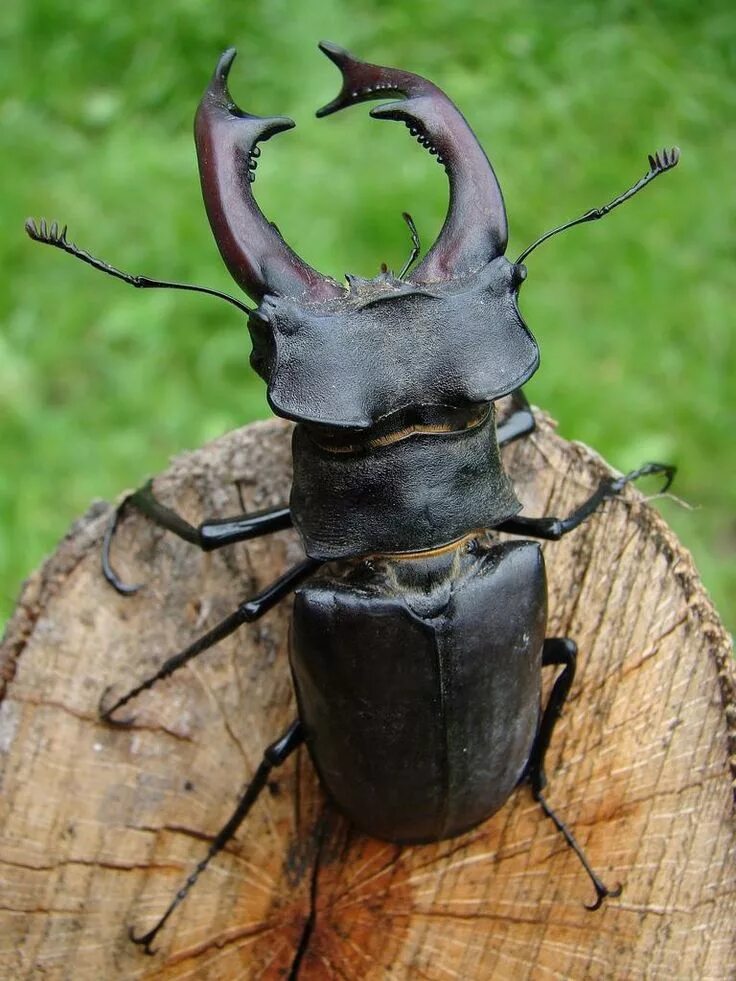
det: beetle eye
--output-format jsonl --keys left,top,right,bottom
{"left": 511, "top": 263, "right": 527, "bottom": 288}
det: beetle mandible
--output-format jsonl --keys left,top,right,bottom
{"left": 26, "top": 41, "right": 679, "bottom": 955}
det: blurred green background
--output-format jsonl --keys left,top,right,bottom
{"left": 1, "top": 0, "right": 734, "bottom": 631}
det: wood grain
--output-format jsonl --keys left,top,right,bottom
{"left": 1, "top": 411, "right": 734, "bottom": 979}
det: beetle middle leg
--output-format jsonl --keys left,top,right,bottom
{"left": 99, "top": 556, "right": 321, "bottom": 724}
{"left": 103, "top": 478, "right": 293, "bottom": 594}
{"left": 525, "top": 637, "right": 622, "bottom": 910}
{"left": 129, "top": 719, "right": 304, "bottom": 955}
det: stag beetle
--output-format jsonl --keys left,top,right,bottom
{"left": 26, "top": 41, "right": 679, "bottom": 956}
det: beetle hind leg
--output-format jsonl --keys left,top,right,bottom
{"left": 129, "top": 720, "right": 303, "bottom": 955}
{"left": 527, "top": 636, "right": 622, "bottom": 910}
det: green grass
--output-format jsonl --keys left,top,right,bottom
{"left": 1, "top": 0, "right": 734, "bottom": 631}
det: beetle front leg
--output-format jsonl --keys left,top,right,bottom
{"left": 496, "top": 461, "right": 675, "bottom": 540}
{"left": 103, "top": 479, "right": 292, "bottom": 594}
{"left": 526, "top": 637, "right": 622, "bottom": 911}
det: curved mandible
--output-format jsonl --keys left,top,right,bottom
{"left": 196, "top": 49, "right": 345, "bottom": 303}
{"left": 316, "top": 41, "right": 508, "bottom": 283}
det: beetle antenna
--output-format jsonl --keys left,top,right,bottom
{"left": 515, "top": 147, "right": 680, "bottom": 264}
{"left": 24, "top": 218, "right": 254, "bottom": 315}
{"left": 398, "top": 211, "right": 421, "bottom": 279}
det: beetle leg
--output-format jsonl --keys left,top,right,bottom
{"left": 527, "top": 637, "right": 622, "bottom": 910}
{"left": 495, "top": 461, "right": 676, "bottom": 539}
{"left": 99, "top": 557, "right": 322, "bottom": 725}
{"left": 102, "top": 479, "right": 292, "bottom": 594}
{"left": 496, "top": 389, "right": 536, "bottom": 447}
{"left": 528, "top": 637, "right": 577, "bottom": 795}
{"left": 129, "top": 719, "right": 304, "bottom": 955}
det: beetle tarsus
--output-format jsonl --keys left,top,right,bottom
{"left": 611, "top": 461, "right": 676, "bottom": 496}
{"left": 535, "top": 788, "right": 622, "bottom": 911}
{"left": 129, "top": 924, "right": 159, "bottom": 956}
{"left": 584, "top": 879, "right": 623, "bottom": 912}
{"left": 98, "top": 685, "right": 137, "bottom": 727}
{"left": 102, "top": 499, "right": 146, "bottom": 596}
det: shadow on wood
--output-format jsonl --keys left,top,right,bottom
{"left": 1, "top": 411, "right": 734, "bottom": 978}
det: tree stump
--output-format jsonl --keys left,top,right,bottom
{"left": 1, "top": 410, "right": 734, "bottom": 980}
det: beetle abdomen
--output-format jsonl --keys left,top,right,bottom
{"left": 290, "top": 537, "right": 547, "bottom": 843}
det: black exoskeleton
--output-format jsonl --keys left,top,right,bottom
{"left": 26, "top": 41, "right": 679, "bottom": 957}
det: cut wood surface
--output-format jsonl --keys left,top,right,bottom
{"left": 1, "top": 409, "right": 734, "bottom": 979}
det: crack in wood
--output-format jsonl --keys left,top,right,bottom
{"left": 8, "top": 693, "right": 195, "bottom": 742}
{"left": 0, "top": 855, "right": 182, "bottom": 874}
{"left": 164, "top": 916, "right": 284, "bottom": 967}
{"left": 287, "top": 816, "right": 329, "bottom": 979}
{"left": 188, "top": 662, "right": 253, "bottom": 768}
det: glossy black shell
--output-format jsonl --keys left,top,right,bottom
{"left": 290, "top": 538, "right": 547, "bottom": 842}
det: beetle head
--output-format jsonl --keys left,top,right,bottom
{"left": 195, "top": 44, "right": 538, "bottom": 430}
